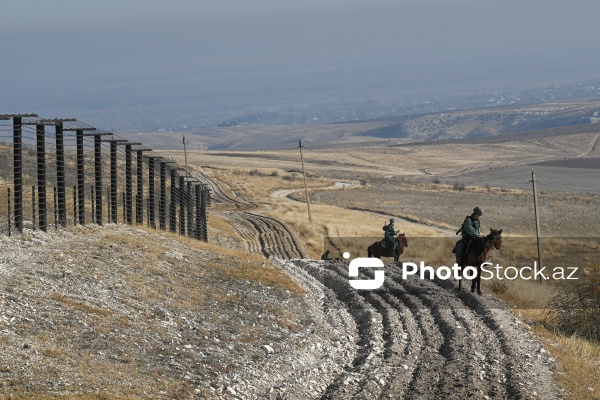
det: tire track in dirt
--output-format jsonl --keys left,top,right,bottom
{"left": 281, "top": 259, "right": 562, "bottom": 400}
{"left": 198, "top": 173, "right": 308, "bottom": 258}
{"left": 291, "top": 261, "right": 386, "bottom": 400}
{"left": 214, "top": 211, "right": 308, "bottom": 259}
{"left": 429, "top": 274, "right": 562, "bottom": 399}
{"left": 195, "top": 171, "right": 254, "bottom": 209}
{"left": 385, "top": 265, "right": 511, "bottom": 399}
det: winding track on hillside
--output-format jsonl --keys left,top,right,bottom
{"left": 214, "top": 211, "right": 308, "bottom": 259}
{"left": 201, "top": 174, "right": 562, "bottom": 399}
{"left": 578, "top": 132, "right": 600, "bottom": 157}
{"left": 196, "top": 172, "right": 309, "bottom": 259}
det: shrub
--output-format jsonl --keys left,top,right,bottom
{"left": 549, "top": 266, "right": 600, "bottom": 342}
{"left": 452, "top": 182, "right": 466, "bottom": 191}
{"left": 488, "top": 277, "right": 510, "bottom": 294}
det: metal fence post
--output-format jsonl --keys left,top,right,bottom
{"left": 53, "top": 187, "right": 58, "bottom": 230}
{"left": 187, "top": 181, "right": 193, "bottom": 237}
{"left": 73, "top": 186, "right": 77, "bottom": 225}
{"left": 179, "top": 175, "right": 186, "bottom": 235}
{"left": 91, "top": 185, "right": 95, "bottom": 222}
{"left": 76, "top": 129, "right": 85, "bottom": 225}
{"left": 7, "top": 188, "right": 11, "bottom": 237}
{"left": 110, "top": 140, "right": 118, "bottom": 224}
{"left": 169, "top": 168, "right": 177, "bottom": 233}
{"left": 13, "top": 116, "right": 23, "bottom": 233}
{"left": 125, "top": 143, "right": 132, "bottom": 224}
{"left": 148, "top": 157, "right": 155, "bottom": 229}
{"left": 32, "top": 186, "right": 36, "bottom": 231}
{"left": 36, "top": 123, "right": 47, "bottom": 232}
{"left": 195, "top": 184, "right": 201, "bottom": 240}
{"left": 136, "top": 150, "right": 143, "bottom": 225}
{"left": 201, "top": 186, "right": 209, "bottom": 242}
{"left": 56, "top": 122, "right": 67, "bottom": 227}
{"left": 159, "top": 161, "right": 167, "bottom": 230}
{"left": 94, "top": 134, "right": 103, "bottom": 225}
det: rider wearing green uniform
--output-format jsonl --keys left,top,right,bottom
{"left": 383, "top": 218, "right": 399, "bottom": 253}
{"left": 453, "top": 207, "right": 484, "bottom": 262}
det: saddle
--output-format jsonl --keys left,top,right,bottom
{"left": 454, "top": 239, "right": 474, "bottom": 266}
{"left": 380, "top": 237, "right": 396, "bottom": 250}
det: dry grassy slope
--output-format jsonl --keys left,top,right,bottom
{"left": 0, "top": 225, "right": 330, "bottom": 399}
{"left": 162, "top": 128, "right": 599, "bottom": 186}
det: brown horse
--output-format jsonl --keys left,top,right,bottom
{"left": 367, "top": 234, "right": 408, "bottom": 262}
{"left": 456, "top": 228, "right": 502, "bottom": 295}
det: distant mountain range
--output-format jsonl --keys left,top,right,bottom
{"left": 358, "top": 99, "right": 600, "bottom": 141}
{"left": 119, "top": 99, "right": 600, "bottom": 151}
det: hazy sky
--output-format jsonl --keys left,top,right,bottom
{"left": 2, "top": 0, "right": 600, "bottom": 127}
{"left": 3, "top": 0, "right": 599, "bottom": 77}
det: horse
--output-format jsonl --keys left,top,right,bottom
{"left": 367, "top": 233, "right": 408, "bottom": 262}
{"left": 455, "top": 228, "right": 502, "bottom": 295}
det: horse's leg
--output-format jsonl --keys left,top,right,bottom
{"left": 455, "top": 254, "right": 462, "bottom": 292}
{"left": 471, "top": 266, "right": 482, "bottom": 294}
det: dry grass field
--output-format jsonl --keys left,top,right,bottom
{"left": 0, "top": 225, "right": 309, "bottom": 399}
{"left": 162, "top": 126, "right": 600, "bottom": 238}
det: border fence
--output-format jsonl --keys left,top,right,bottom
{"left": 0, "top": 114, "right": 210, "bottom": 241}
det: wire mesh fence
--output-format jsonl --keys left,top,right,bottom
{"left": 0, "top": 114, "right": 209, "bottom": 241}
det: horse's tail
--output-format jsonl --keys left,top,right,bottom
{"left": 367, "top": 245, "right": 372, "bottom": 258}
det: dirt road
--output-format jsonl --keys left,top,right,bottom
{"left": 203, "top": 175, "right": 562, "bottom": 399}
{"left": 214, "top": 210, "right": 308, "bottom": 259}
{"left": 272, "top": 259, "right": 562, "bottom": 399}
{"left": 578, "top": 132, "right": 600, "bottom": 157}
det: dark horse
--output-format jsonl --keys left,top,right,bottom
{"left": 456, "top": 228, "right": 502, "bottom": 295}
{"left": 367, "top": 234, "right": 408, "bottom": 262}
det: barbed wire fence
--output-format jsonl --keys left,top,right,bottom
{"left": 0, "top": 114, "right": 209, "bottom": 241}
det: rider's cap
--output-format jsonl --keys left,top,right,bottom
{"left": 473, "top": 207, "right": 484, "bottom": 215}
{"left": 390, "top": 218, "right": 395, "bottom": 223}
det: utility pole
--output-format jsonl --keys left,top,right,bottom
{"left": 530, "top": 170, "right": 544, "bottom": 283}
{"left": 298, "top": 140, "right": 312, "bottom": 223}
{"left": 181, "top": 136, "right": 189, "bottom": 177}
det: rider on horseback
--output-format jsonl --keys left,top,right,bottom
{"left": 382, "top": 218, "right": 399, "bottom": 253}
{"left": 453, "top": 207, "right": 483, "bottom": 264}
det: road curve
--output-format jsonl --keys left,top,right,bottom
{"left": 271, "top": 188, "right": 454, "bottom": 237}
{"left": 577, "top": 132, "right": 600, "bottom": 157}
